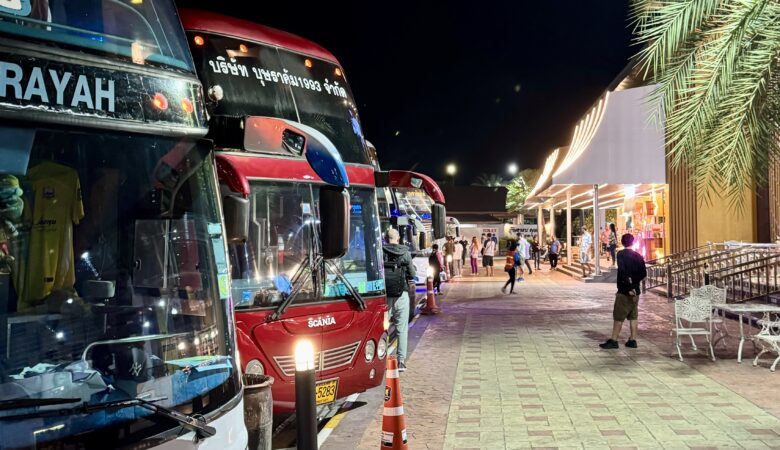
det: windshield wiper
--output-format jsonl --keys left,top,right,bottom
{"left": 270, "top": 255, "right": 366, "bottom": 321}
{"left": 86, "top": 397, "right": 216, "bottom": 439}
{"left": 0, "top": 396, "right": 216, "bottom": 439}
{"left": 0, "top": 397, "right": 81, "bottom": 411}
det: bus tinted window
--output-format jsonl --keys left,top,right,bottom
{"left": 188, "top": 32, "right": 369, "bottom": 165}
{"left": 0, "top": 0, "right": 194, "bottom": 71}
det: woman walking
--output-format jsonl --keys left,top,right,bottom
{"left": 469, "top": 236, "right": 481, "bottom": 275}
{"left": 501, "top": 242, "right": 520, "bottom": 294}
{"left": 608, "top": 223, "right": 618, "bottom": 268}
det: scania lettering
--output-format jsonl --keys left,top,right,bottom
{"left": 182, "top": 10, "right": 389, "bottom": 415}
{"left": 0, "top": 2, "right": 245, "bottom": 449}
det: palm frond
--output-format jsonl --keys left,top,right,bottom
{"left": 632, "top": 0, "right": 780, "bottom": 208}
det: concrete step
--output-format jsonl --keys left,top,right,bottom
{"left": 555, "top": 262, "right": 616, "bottom": 283}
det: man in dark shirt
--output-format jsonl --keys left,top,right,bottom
{"left": 599, "top": 233, "right": 647, "bottom": 349}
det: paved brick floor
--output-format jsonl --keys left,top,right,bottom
{"left": 323, "top": 270, "right": 780, "bottom": 450}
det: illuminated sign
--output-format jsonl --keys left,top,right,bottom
{"left": 0, "top": 52, "right": 206, "bottom": 132}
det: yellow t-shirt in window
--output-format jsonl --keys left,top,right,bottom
{"left": 21, "top": 161, "right": 84, "bottom": 305}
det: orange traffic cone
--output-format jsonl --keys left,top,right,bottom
{"left": 421, "top": 276, "right": 441, "bottom": 315}
{"left": 380, "top": 356, "right": 408, "bottom": 450}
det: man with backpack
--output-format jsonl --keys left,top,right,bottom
{"left": 383, "top": 228, "right": 416, "bottom": 372}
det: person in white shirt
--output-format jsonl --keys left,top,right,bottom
{"left": 580, "top": 226, "right": 593, "bottom": 278}
{"left": 518, "top": 235, "right": 532, "bottom": 276}
{"left": 482, "top": 233, "right": 496, "bottom": 277}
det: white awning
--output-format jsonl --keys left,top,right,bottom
{"left": 525, "top": 84, "right": 666, "bottom": 209}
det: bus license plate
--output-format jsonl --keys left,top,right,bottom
{"left": 315, "top": 379, "right": 339, "bottom": 405}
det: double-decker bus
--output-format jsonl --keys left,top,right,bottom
{"left": 0, "top": 1, "right": 245, "bottom": 449}
{"left": 180, "top": 9, "right": 389, "bottom": 414}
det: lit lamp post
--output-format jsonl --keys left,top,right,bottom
{"left": 507, "top": 163, "right": 518, "bottom": 176}
{"left": 446, "top": 163, "right": 457, "bottom": 185}
{"left": 295, "top": 339, "right": 317, "bottom": 450}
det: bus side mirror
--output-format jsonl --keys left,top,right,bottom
{"left": 432, "top": 203, "right": 446, "bottom": 240}
{"left": 223, "top": 196, "right": 250, "bottom": 243}
{"left": 319, "top": 186, "right": 350, "bottom": 260}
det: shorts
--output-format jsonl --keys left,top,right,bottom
{"left": 613, "top": 292, "right": 639, "bottom": 321}
{"left": 580, "top": 252, "right": 590, "bottom": 263}
{"left": 482, "top": 255, "right": 494, "bottom": 267}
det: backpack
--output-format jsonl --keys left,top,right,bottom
{"left": 384, "top": 251, "right": 408, "bottom": 297}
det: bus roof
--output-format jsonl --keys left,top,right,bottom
{"left": 179, "top": 9, "right": 341, "bottom": 65}
{"left": 387, "top": 170, "right": 446, "bottom": 204}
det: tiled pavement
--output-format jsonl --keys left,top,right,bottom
{"left": 322, "top": 270, "right": 780, "bottom": 450}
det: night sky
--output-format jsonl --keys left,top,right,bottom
{"left": 178, "top": 0, "right": 636, "bottom": 184}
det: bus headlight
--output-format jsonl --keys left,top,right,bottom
{"left": 377, "top": 333, "right": 389, "bottom": 359}
{"left": 245, "top": 359, "right": 265, "bottom": 375}
{"left": 383, "top": 311, "right": 390, "bottom": 331}
{"left": 364, "top": 340, "right": 376, "bottom": 362}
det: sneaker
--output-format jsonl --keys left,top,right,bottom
{"left": 518, "top": 277, "right": 525, "bottom": 282}
{"left": 599, "top": 339, "right": 619, "bottom": 349}
{"left": 625, "top": 340, "right": 638, "bottom": 348}
{"left": 398, "top": 363, "right": 407, "bottom": 372}
{"left": 500, "top": 286, "right": 507, "bottom": 294}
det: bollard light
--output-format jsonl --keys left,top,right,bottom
{"left": 294, "top": 339, "right": 317, "bottom": 450}
{"left": 295, "top": 339, "right": 315, "bottom": 371}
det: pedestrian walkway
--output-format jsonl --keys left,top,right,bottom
{"left": 323, "top": 271, "right": 780, "bottom": 450}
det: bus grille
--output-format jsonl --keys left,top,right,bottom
{"left": 273, "top": 341, "right": 361, "bottom": 377}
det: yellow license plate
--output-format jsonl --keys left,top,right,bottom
{"left": 315, "top": 379, "right": 339, "bottom": 405}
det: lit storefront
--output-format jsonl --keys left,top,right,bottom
{"left": 524, "top": 83, "right": 668, "bottom": 267}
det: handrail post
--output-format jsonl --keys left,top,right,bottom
{"left": 666, "top": 261, "right": 673, "bottom": 299}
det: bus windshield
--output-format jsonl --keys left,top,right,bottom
{"left": 0, "top": 128, "right": 238, "bottom": 448}
{"left": 395, "top": 188, "right": 434, "bottom": 221}
{"left": 188, "top": 32, "right": 369, "bottom": 165}
{"left": 0, "top": 0, "right": 194, "bottom": 71}
{"left": 229, "top": 181, "right": 384, "bottom": 309}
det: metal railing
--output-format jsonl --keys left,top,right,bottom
{"left": 710, "top": 253, "right": 780, "bottom": 303}
{"left": 644, "top": 242, "right": 780, "bottom": 298}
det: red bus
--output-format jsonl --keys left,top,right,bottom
{"left": 0, "top": 1, "right": 245, "bottom": 449}
{"left": 180, "top": 10, "right": 389, "bottom": 413}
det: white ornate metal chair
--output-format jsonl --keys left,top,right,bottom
{"left": 699, "top": 285, "right": 728, "bottom": 348}
{"left": 753, "top": 314, "right": 780, "bottom": 371}
{"left": 672, "top": 287, "right": 716, "bottom": 362}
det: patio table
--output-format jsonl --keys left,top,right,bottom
{"left": 712, "top": 303, "right": 780, "bottom": 363}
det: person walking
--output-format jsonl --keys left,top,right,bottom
{"left": 531, "top": 236, "right": 541, "bottom": 270}
{"left": 580, "top": 226, "right": 593, "bottom": 278}
{"left": 501, "top": 242, "right": 520, "bottom": 294}
{"left": 454, "top": 238, "right": 463, "bottom": 277}
{"left": 549, "top": 235, "right": 561, "bottom": 270}
{"left": 608, "top": 223, "right": 618, "bottom": 268}
{"left": 469, "top": 236, "right": 481, "bottom": 275}
{"left": 483, "top": 233, "right": 496, "bottom": 277}
{"left": 600, "top": 226, "right": 609, "bottom": 261}
{"left": 382, "top": 228, "right": 416, "bottom": 371}
{"left": 460, "top": 237, "right": 468, "bottom": 267}
{"left": 599, "top": 233, "right": 647, "bottom": 349}
{"left": 428, "top": 243, "right": 444, "bottom": 294}
{"left": 444, "top": 236, "right": 455, "bottom": 278}
{"left": 518, "top": 234, "right": 532, "bottom": 276}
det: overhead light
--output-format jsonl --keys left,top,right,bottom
{"left": 239, "top": 44, "right": 248, "bottom": 53}
{"left": 193, "top": 35, "right": 205, "bottom": 46}
{"left": 335, "top": 67, "right": 343, "bottom": 77}
{"left": 304, "top": 59, "right": 313, "bottom": 68}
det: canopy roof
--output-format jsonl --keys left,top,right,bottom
{"left": 526, "top": 84, "right": 666, "bottom": 209}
